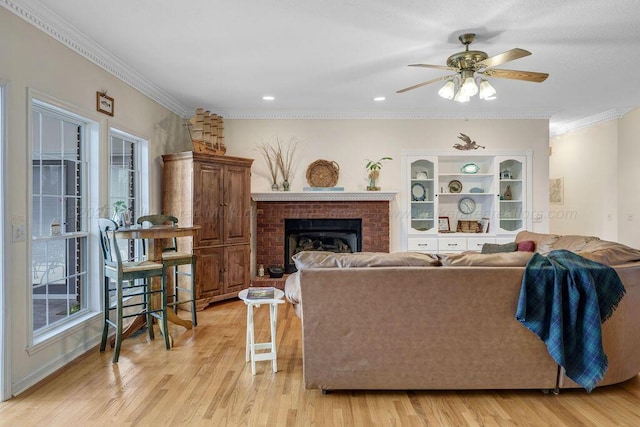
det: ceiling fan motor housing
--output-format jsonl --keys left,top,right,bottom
{"left": 447, "top": 50, "right": 489, "bottom": 70}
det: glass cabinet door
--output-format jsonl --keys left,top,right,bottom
{"left": 496, "top": 156, "right": 526, "bottom": 233}
{"left": 408, "top": 157, "right": 437, "bottom": 233}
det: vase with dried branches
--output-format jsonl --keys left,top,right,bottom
{"left": 275, "top": 138, "right": 301, "bottom": 191}
{"left": 256, "top": 143, "right": 279, "bottom": 190}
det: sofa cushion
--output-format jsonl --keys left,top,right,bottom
{"left": 292, "top": 251, "right": 441, "bottom": 269}
{"left": 481, "top": 242, "right": 517, "bottom": 254}
{"left": 517, "top": 240, "right": 536, "bottom": 252}
{"left": 440, "top": 251, "right": 534, "bottom": 267}
{"left": 577, "top": 240, "right": 640, "bottom": 265}
{"left": 515, "top": 231, "right": 561, "bottom": 254}
{"left": 554, "top": 234, "right": 600, "bottom": 252}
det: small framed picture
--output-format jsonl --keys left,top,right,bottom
{"left": 96, "top": 92, "right": 114, "bottom": 116}
{"left": 480, "top": 217, "right": 490, "bottom": 233}
{"left": 438, "top": 216, "right": 450, "bottom": 232}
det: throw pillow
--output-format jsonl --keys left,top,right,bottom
{"left": 517, "top": 240, "right": 536, "bottom": 252}
{"left": 481, "top": 242, "right": 518, "bottom": 254}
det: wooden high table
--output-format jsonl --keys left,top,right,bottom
{"left": 114, "top": 224, "right": 200, "bottom": 347}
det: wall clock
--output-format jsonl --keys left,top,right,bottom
{"left": 458, "top": 197, "right": 476, "bottom": 214}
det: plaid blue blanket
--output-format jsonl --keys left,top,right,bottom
{"left": 515, "top": 249, "right": 626, "bottom": 392}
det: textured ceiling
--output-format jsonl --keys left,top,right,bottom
{"left": 7, "top": 0, "right": 640, "bottom": 134}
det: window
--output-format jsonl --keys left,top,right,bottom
{"left": 109, "top": 131, "right": 140, "bottom": 224}
{"left": 31, "top": 102, "right": 88, "bottom": 335}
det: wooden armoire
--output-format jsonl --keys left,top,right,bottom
{"left": 162, "top": 151, "right": 253, "bottom": 310}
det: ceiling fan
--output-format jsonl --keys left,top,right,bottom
{"left": 396, "top": 33, "right": 549, "bottom": 102}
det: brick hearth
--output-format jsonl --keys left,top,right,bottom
{"left": 255, "top": 200, "right": 390, "bottom": 268}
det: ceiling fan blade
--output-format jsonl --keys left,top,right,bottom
{"left": 477, "top": 48, "right": 531, "bottom": 69}
{"left": 396, "top": 75, "right": 457, "bottom": 94}
{"left": 408, "top": 64, "right": 457, "bottom": 72}
{"left": 482, "top": 68, "right": 549, "bottom": 83}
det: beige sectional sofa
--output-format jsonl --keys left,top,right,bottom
{"left": 285, "top": 231, "right": 640, "bottom": 392}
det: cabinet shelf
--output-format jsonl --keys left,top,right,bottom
{"left": 404, "top": 152, "right": 530, "bottom": 252}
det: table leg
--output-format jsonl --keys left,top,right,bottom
{"left": 270, "top": 303, "right": 278, "bottom": 373}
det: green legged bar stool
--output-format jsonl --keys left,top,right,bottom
{"left": 137, "top": 215, "right": 197, "bottom": 326}
{"left": 98, "top": 218, "right": 170, "bottom": 363}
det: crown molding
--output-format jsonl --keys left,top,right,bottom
{"left": 549, "top": 108, "right": 632, "bottom": 138}
{"left": 218, "top": 109, "right": 553, "bottom": 120}
{"left": 2, "top": 0, "right": 191, "bottom": 117}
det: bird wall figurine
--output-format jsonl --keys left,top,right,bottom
{"left": 453, "top": 133, "right": 485, "bottom": 150}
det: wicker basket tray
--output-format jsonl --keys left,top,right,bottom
{"left": 306, "top": 160, "right": 340, "bottom": 187}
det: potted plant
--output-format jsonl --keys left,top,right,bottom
{"left": 365, "top": 157, "right": 392, "bottom": 191}
{"left": 112, "top": 200, "right": 128, "bottom": 225}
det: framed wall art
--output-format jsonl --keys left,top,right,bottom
{"left": 96, "top": 92, "right": 114, "bottom": 116}
{"left": 438, "top": 216, "right": 450, "bottom": 232}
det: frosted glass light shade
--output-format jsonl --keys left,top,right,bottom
{"left": 454, "top": 89, "right": 470, "bottom": 103}
{"left": 438, "top": 80, "right": 456, "bottom": 99}
{"left": 461, "top": 76, "right": 478, "bottom": 96}
{"left": 479, "top": 79, "right": 497, "bottom": 100}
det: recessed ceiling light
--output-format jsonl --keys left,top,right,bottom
{"left": 373, "top": 96, "right": 386, "bottom": 102}
{"left": 262, "top": 95, "right": 275, "bottom": 101}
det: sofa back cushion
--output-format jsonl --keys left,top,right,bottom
{"left": 292, "top": 251, "right": 441, "bottom": 269}
{"left": 554, "top": 234, "right": 600, "bottom": 252}
{"left": 577, "top": 240, "right": 640, "bottom": 265}
{"left": 441, "top": 251, "right": 534, "bottom": 267}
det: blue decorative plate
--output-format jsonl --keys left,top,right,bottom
{"left": 460, "top": 162, "right": 480, "bottom": 174}
{"left": 411, "top": 182, "right": 427, "bottom": 201}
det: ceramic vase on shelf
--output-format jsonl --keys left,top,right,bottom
{"left": 503, "top": 184, "right": 512, "bottom": 200}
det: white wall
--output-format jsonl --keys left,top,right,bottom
{"left": 618, "top": 108, "right": 640, "bottom": 247}
{"left": 225, "top": 118, "right": 550, "bottom": 252}
{"left": 549, "top": 107, "right": 640, "bottom": 249}
{"left": 1, "top": 8, "right": 188, "bottom": 394}
{"left": 549, "top": 120, "right": 619, "bottom": 240}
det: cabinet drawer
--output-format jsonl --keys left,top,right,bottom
{"left": 407, "top": 238, "right": 438, "bottom": 252}
{"left": 467, "top": 237, "right": 496, "bottom": 251}
{"left": 438, "top": 237, "right": 467, "bottom": 252}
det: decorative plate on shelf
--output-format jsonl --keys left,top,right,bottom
{"left": 448, "top": 180, "right": 463, "bottom": 193}
{"left": 306, "top": 160, "right": 340, "bottom": 187}
{"left": 411, "top": 183, "right": 427, "bottom": 201}
{"left": 460, "top": 162, "right": 480, "bottom": 174}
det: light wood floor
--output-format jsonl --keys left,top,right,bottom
{"left": 2, "top": 299, "right": 640, "bottom": 426}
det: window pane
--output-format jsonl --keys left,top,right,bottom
{"left": 42, "top": 114, "right": 62, "bottom": 156}
{"left": 31, "top": 103, "right": 88, "bottom": 335}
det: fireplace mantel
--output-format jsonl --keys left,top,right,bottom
{"left": 251, "top": 191, "right": 397, "bottom": 202}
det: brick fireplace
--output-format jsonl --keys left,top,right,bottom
{"left": 253, "top": 192, "right": 394, "bottom": 269}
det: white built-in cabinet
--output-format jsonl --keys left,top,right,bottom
{"left": 402, "top": 151, "right": 532, "bottom": 253}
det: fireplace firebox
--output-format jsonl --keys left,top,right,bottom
{"left": 284, "top": 218, "right": 362, "bottom": 273}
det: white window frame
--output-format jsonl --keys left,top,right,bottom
{"left": 1, "top": 80, "right": 10, "bottom": 401}
{"left": 27, "top": 90, "right": 102, "bottom": 349}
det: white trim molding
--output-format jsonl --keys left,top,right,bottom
{"left": 550, "top": 108, "right": 632, "bottom": 137}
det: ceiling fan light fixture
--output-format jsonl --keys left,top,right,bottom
{"left": 461, "top": 75, "right": 478, "bottom": 97}
{"left": 438, "top": 80, "right": 455, "bottom": 99}
{"left": 479, "top": 79, "right": 496, "bottom": 100}
{"left": 453, "top": 89, "right": 470, "bottom": 103}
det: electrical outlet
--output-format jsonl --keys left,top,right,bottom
{"left": 12, "top": 224, "right": 26, "bottom": 242}
{"left": 628, "top": 214, "right": 634, "bottom": 222}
